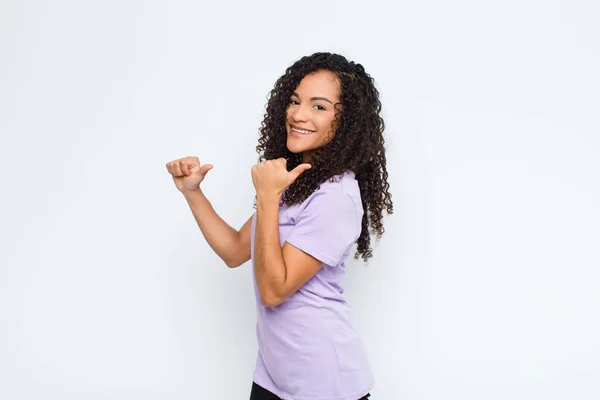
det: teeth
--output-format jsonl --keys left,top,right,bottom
{"left": 292, "top": 127, "right": 314, "bottom": 135}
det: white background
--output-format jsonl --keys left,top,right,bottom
{"left": 1, "top": 0, "right": 599, "bottom": 399}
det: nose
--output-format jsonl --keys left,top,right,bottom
{"left": 289, "top": 103, "right": 309, "bottom": 123}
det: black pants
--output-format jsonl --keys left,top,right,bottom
{"left": 250, "top": 382, "right": 371, "bottom": 399}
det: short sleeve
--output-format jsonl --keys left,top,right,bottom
{"left": 285, "top": 190, "right": 360, "bottom": 266}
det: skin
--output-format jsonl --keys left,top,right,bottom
{"left": 285, "top": 70, "right": 341, "bottom": 162}
{"left": 166, "top": 70, "right": 343, "bottom": 307}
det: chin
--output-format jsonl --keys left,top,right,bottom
{"left": 286, "top": 146, "right": 305, "bottom": 155}
{"left": 286, "top": 138, "right": 306, "bottom": 154}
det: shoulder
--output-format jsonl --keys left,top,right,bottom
{"left": 283, "top": 172, "right": 363, "bottom": 265}
{"left": 312, "top": 171, "right": 363, "bottom": 215}
{"left": 294, "top": 171, "right": 362, "bottom": 231}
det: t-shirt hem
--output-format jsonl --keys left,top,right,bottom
{"left": 253, "top": 378, "right": 375, "bottom": 400}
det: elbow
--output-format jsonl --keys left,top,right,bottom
{"left": 225, "top": 251, "right": 250, "bottom": 268}
{"left": 260, "top": 291, "right": 283, "bottom": 307}
{"left": 225, "top": 256, "right": 245, "bottom": 268}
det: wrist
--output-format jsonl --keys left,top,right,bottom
{"left": 256, "top": 191, "right": 281, "bottom": 204}
{"left": 182, "top": 187, "right": 205, "bottom": 202}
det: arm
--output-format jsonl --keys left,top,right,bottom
{"left": 254, "top": 193, "right": 323, "bottom": 306}
{"left": 184, "top": 189, "right": 252, "bottom": 268}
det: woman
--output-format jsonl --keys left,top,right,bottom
{"left": 166, "top": 52, "right": 393, "bottom": 399}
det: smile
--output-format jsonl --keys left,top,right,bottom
{"left": 290, "top": 126, "right": 315, "bottom": 135}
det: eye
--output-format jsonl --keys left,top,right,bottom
{"left": 289, "top": 99, "right": 300, "bottom": 105}
{"left": 313, "top": 104, "right": 326, "bottom": 111}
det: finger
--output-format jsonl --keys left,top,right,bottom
{"left": 199, "top": 164, "right": 213, "bottom": 176}
{"left": 167, "top": 161, "right": 177, "bottom": 175}
{"left": 173, "top": 161, "right": 184, "bottom": 176}
{"left": 187, "top": 156, "right": 200, "bottom": 169}
{"left": 180, "top": 160, "right": 190, "bottom": 176}
{"left": 290, "top": 163, "right": 312, "bottom": 179}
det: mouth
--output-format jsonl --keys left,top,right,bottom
{"left": 289, "top": 125, "right": 316, "bottom": 135}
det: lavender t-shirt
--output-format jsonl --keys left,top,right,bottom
{"left": 250, "top": 171, "right": 374, "bottom": 400}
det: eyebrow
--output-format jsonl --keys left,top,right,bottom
{"left": 291, "top": 92, "right": 334, "bottom": 105}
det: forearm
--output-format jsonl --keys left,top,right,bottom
{"left": 254, "top": 194, "right": 287, "bottom": 305}
{"left": 183, "top": 189, "right": 241, "bottom": 267}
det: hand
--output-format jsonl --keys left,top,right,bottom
{"left": 251, "top": 158, "right": 311, "bottom": 198}
{"left": 165, "top": 156, "right": 213, "bottom": 194}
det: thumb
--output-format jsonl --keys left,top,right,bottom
{"left": 289, "top": 163, "right": 312, "bottom": 180}
{"left": 191, "top": 163, "right": 213, "bottom": 176}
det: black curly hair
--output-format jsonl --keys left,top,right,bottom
{"left": 255, "top": 52, "right": 393, "bottom": 262}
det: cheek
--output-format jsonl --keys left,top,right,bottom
{"left": 285, "top": 108, "right": 291, "bottom": 122}
{"left": 318, "top": 114, "right": 337, "bottom": 133}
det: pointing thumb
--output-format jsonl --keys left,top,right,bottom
{"left": 190, "top": 163, "right": 213, "bottom": 176}
{"left": 199, "top": 164, "right": 213, "bottom": 175}
{"left": 290, "top": 163, "right": 312, "bottom": 179}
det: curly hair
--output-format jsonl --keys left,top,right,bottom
{"left": 255, "top": 52, "right": 393, "bottom": 262}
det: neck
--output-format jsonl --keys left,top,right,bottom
{"left": 302, "top": 151, "right": 312, "bottom": 163}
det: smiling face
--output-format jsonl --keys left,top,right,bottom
{"left": 285, "top": 70, "right": 341, "bottom": 162}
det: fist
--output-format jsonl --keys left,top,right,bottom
{"left": 165, "top": 156, "right": 213, "bottom": 194}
